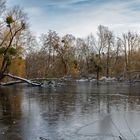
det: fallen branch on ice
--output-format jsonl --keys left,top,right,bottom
{"left": 1, "top": 73, "right": 43, "bottom": 86}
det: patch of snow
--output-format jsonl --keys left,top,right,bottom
{"left": 76, "top": 79, "right": 89, "bottom": 82}
{"left": 99, "top": 77, "right": 117, "bottom": 82}
{"left": 90, "top": 79, "right": 97, "bottom": 82}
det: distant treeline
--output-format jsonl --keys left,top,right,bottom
{"left": 0, "top": 1, "right": 140, "bottom": 81}
{"left": 26, "top": 28, "right": 140, "bottom": 80}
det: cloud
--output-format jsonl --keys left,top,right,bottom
{"left": 45, "top": 0, "right": 89, "bottom": 5}
{"left": 7, "top": 0, "right": 90, "bottom": 7}
{"left": 25, "top": 7, "right": 43, "bottom": 16}
{"left": 6, "top": 0, "right": 140, "bottom": 38}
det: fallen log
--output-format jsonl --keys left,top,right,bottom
{"left": 0, "top": 80, "right": 23, "bottom": 86}
{"left": 2, "top": 73, "right": 43, "bottom": 86}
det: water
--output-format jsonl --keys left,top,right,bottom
{"left": 0, "top": 82, "right": 140, "bottom": 140}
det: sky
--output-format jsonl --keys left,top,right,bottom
{"left": 6, "top": 0, "right": 140, "bottom": 38}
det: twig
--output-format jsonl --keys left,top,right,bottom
{"left": 123, "top": 114, "right": 138, "bottom": 140}
{"left": 39, "top": 137, "right": 49, "bottom": 140}
{"left": 119, "top": 136, "right": 123, "bottom": 140}
{"left": 110, "top": 118, "right": 127, "bottom": 140}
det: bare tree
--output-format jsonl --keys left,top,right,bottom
{"left": 40, "top": 30, "right": 60, "bottom": 76}
{"left": 118, "top": 32, "right": 140, "bottom": 80}
{"left": 56, "top": 34, "right": 76, "bottom": 75}
{"left": 97, "top": 25, "right": 107, "bottom": 61}
{"left": 97, "top": 25, "right": 114, "bottom": 77}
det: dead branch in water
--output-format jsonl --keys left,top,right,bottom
{"left": 1, "top": 73, "right": 43, "bottom": 86}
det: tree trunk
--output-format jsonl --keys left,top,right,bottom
{"left": 106, "top": 43, "right": 110, "bottom": 78}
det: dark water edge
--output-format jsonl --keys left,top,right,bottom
{"left": 0, "top": 82, "right": 140, "bottom": 140}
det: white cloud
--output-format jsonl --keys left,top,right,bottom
{"left": 7, "top": 0, "right": 140, "bottom": 38}
{"left": 25, "top": 7, "right": 43, "bottom": 16}
{"left": 42, "top": 0, "right": 88, "bottom": 5}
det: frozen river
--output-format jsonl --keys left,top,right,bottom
{"left": 0, "top": 82, "right": 140, "bottom": 140}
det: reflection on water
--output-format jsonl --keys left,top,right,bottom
{"left": 0, "top": 83, "right": 140, "bottom": 140}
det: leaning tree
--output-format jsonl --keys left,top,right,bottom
{"left": 0, "top": 6, "right": 27, "bottom": 81}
